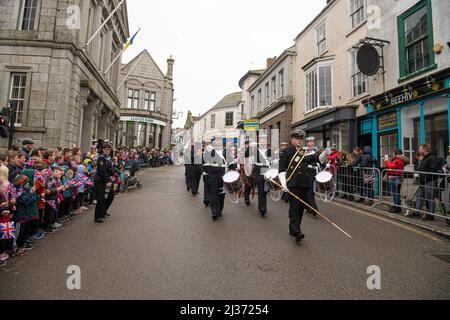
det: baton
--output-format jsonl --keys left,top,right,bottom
{"left": 267, "top": 178, "right": 352, "bottom": 239}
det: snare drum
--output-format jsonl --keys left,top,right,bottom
{"left": 316, "top": 171, "right": 334, "bottom": 193}
{"left": 223, "top": 170, "right": 243, "bottom": 195}
{"left": 264, "top": 168, "right": 284, "bottom": 201}
{"left": 264, "top": 169, "right": 281, "bottom": 191}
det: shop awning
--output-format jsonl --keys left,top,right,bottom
{"left": 292, "top": 107, "right": 357, "bottom": 131}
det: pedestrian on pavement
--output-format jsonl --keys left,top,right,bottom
{"left": 94, "top": 141, "right": 115, "bottom": 224}
{"left": 384, "top": 149, "right": 410, "bottom": 213}
{"left": 442, "top": 146, "right": 450, "bottom": 216}
{"left": 408, "top": 144, "right": 438, "bottom": 221}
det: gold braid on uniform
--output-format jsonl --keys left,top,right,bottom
{"left": 287, "top": 149, "right": 308, "bottom": 183}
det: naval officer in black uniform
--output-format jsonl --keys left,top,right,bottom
{"left": 278, "top": 130, "right": 327, "bottom": 243}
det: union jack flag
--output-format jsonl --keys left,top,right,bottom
{"left": 0, "top": 221, "right": 16, "bottom": 239}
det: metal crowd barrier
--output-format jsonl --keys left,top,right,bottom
{"left": 379, "top": 169, "right": 450, "bottom": 225}
{"left": 334, "top": 167, "right": 382, "bottom": 207}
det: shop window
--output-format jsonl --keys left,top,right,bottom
{"left": 379, "top": 132, "right": 398, "bottom": 167}
{"left": 332, "top": 122, "right": 349, "bottom": 152}
{"left": 424, "top": 99, "right": 448, "bottom": 164}
{"left": 398, "top": 0, "right": 435, "bottom": 78}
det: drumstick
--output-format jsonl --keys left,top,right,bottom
{"left": 267, "top": 178, "right": 352, "bottom": 239}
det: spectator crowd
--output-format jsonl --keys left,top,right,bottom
{"left": 0, "top": 140, "right": 174, "bottom": 268}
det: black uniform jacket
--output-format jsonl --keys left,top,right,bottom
{"left": 279, "top": 145, "right": 320, "bottom": 189}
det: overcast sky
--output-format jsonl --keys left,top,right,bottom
{"left": 123, "top": 0, "right": 328, "bottom": 128}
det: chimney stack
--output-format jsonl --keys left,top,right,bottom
{"left": 166, "top": 55, "right": 175, "bottom": 80}
{"left": 266, "top": 57, "right": 276, "bottom": 68}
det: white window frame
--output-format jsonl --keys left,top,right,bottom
{"left": 349, "top": 49, "right": 368, "bottom": 98}
{"left": 278, "top": 69, "right": 284, "bottom": 98}
{"left": 150, "top": 92, "right": 156, "bottom": 111}
{"left": 257, "top": 89, "right": 262, "bottom": 111}
{"left": 9, "top": 73, "right": 28, "bottom": 126}
{"left": 349, "top": 0, "right": 366, "bottom": 31}
{"left": 304, "top": 62, "right": 333, "bottom": 113}
{"left": 271, "top": 76, "right": 277, "bottom": 102}
{"left": 210, "top": 114, "right": 216, "bottom": 129}
{"left": 316, "top": 21, "right": 327, "bottom": 56}
{"left": 264, "top": 82, "right": 270, "bottom": 107}
{"left": 225, "top": 112, "right": 234, "bottom": 127}
{"left": 251, "top": 95, "right": 255, "bottom": 116}
{"left": 19, "top": 0, "right": 39, "bottom": 31}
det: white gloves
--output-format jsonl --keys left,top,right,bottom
{"left": 278, "top": 172, "right": 289, "bottom": 193}
{"left": 319, "top": 151, "right": 328, "bottom": 164}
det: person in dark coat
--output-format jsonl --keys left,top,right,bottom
{"left": 409, "top": 144, "right": 438, "bottom": 221}
{"left": 94, "top": 142, "right": 115, "bottom": 223}
{"left": 357, "top": 146, "right": 375, "bottom": 205}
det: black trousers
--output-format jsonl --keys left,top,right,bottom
{"left": 44, "top": 203, "right": 57, "bottom": 229}
{"left": 207, "top": 174, "right": 225, "bottom": 218}
{"left": 190, "top": 165, "right": 202, "bottom": 193}
{"left": 255, "top": 173, "right": 268, "bottom": 213}
{"left": 203, "top": 174, "right": 210, "bottom": 205}
{"left": 306, "top": 188, "right": 318, "bottom": 211}
{"left": 185, "top": 165, "right": 192, "bottom": 190}
{"left": 288, "top": 187, "right": 308, "bottom": 235}
{"left": 94, "top": 182, "right": 115, "bottom": 220}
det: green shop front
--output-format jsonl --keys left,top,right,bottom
{"left": 116, "top": 116, "right": 167, "bottom": 149}
{"left": 362, "top": 68, "right": 450, "bottom": 168}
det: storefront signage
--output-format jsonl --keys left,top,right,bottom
{"left": 374, "top": 80, "right": 445, "bottom": 111}
{"left": 378, "top": 112, "right": 398, "bottom": 131}
{"left": 244, "top": 119, "right": 260, "bottom": 132}
{"left": 120, "top": 116, "right": 166, "bottom": 127}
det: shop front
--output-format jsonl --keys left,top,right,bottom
{"left": 292, "top": 107, "right": 358, "bottom": 151}
{"left": 117, "top": 116, "right": 167, "bottom": 149}
{"left": 363, "top": 68, "right": 450, "bottom": 168}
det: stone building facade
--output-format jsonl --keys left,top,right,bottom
{"left": 0, "top": 0, "right": 130, "bottom": 150}
{"left": 116, "top": 50, "right": 174, "bottom": 150}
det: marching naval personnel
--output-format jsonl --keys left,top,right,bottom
{"left": 203, "top": 138, "right": 227, "bottom": 221}
{"left": 278, "top": 130, "right": 327, "bottom": 243}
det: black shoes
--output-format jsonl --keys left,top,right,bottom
{"left": 203, "top": 201, "right": 210, "bottom": 207}
{"left": 259, "top": 210, "right": 266, "bottom": 217}
{"left": 245, "top": 200, "right": 250, "bottom": 206}
{"left": 95, "top": 219, "right": 104, "bottom": 224}
{"left": 212, "top": 215, "right": 218, "bottom": 221}
{"left": 295, "top": 233, "right": 305, "bottom": 243}
{"left": 389, "top": 207, "right": 401, "bottom": 213}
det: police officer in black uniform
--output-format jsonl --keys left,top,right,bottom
{"left": 94, "top": 141, "right": 115, "bottom": 223}
{"left": 203, "top": 138, "right": 227, "bottom": 221}
{"left": 278, "top": 130, "right": 327, "bottom": 243}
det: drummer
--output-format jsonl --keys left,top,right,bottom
{"left": 254, "top": 134, "right": 272, "bottom": 217}
{"left": 278, "top": 130, "right": 327, "bottom": 243}
{"left": 203, "top": 137, "right": 227, "bottom": 221}
{"left": 305, "top": 137, "right": 319, "bottom": 217}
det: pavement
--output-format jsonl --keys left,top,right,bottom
{"left": 0, "top": 166, "right": 449, "bottom": 300}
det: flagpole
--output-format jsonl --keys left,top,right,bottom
{"left": 104, "top": 46, "right": 126, "bottom": 75}
{"left": 117, "top": 52, "right": 145, "bottom": 91}
{"left": 83, "top": 0, "right": 126, "bottom": 50}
